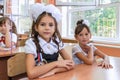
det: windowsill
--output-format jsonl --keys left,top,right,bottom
{"left": 92, "top": 39, "right": 120, "bottom": 46}
{"left": 62, "top": 37, "right": 120, "bottom": 48}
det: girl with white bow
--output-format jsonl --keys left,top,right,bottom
{"left": 72, "top": 19, "right": 112, "bottom": 69}
{"left": 25, "top": 3, "right": 74, "bottom": 79}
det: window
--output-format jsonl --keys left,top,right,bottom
{"left": 60, "top": 0, "right": 120, "bottom": 43}
{"left": 100, "top": 0, "right": 120, "bottom": 4}
{"left": 4, "top": 0, "right": 35, "bottom": 34}
{"left": 56, "top": 0, "right": 96, "bottom": 6}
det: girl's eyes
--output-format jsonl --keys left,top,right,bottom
{"left": 79, "top": 33, "right": 89, "bottom": 36}
{"left": 79, "top": 34, "right": 82, "bottom": 36}
{"left": 39, "top": 23, "right": 54, "bottom": 27}
{"left": 0, "top": 24, "right": 6, "bottom": 27}
{"left": 40, "top": 23, "right": 45, "bottom": 26}
{"left": 85, "top": 33, "right": 88, "bottom": 35}
{"left": 49, "top": 23, "right": 54, "bottom": 27}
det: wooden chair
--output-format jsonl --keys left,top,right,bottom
{"left": 7, "top": 53, "right": 28, "bottom": 80}
{"left": 17, "top": 39, "right": 27, "bottom": 47}
{"left": 64, "top": 44, "right": 73, "bottom": 58}
{"left": 58, "top": 44, "right": 74, "bottom": 60}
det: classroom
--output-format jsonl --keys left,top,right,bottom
{"left": 0, "top": 0, "right": 120, "bottom": 80}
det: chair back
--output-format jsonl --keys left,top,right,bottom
{"left": 7, "top": 53, "right": 26, "bottom": 77}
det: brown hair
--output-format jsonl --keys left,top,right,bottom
{"left": 0, "top": 16, "right": 17, "bottom": 35}
{"left": 0, "top": 16, "right": 10, "bottom": 27}
{"left": 10, "top": 20, "right": 17, "bottom": 35}
{"left": 31, "top": 11, "right": 62, "bottom": 54}
{"left": 74, "top": 19, "right": 91, "bottom": 35}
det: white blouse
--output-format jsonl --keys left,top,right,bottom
{"left": 72, "top": 43, "right": 97, "bottom": 64}
{"left": 0, "top": 32, "right": 17, "bottom": 48}
{"left": 25, "top": 36, "right": 64, "bottom": 58}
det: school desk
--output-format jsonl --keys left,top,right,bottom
{"left": 0, "top": 47, "right": 24, "bottom": 80}
{"left": 34, "top": 56, "right": 120, "bottom": 80}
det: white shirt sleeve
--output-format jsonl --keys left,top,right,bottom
{"left": 11, "top": 33, "right": 17, "bottom": 43}
{"left": 56, "top": 37, "right": 64, "bottom": 50}
{"left": 25, "top": 38, "right": 37, "bottom": 57}
{"left": 72, "top": 45, "right": 82, "bottom": 55}
{"left": 72, "top": 43, "right": 97, "bottom": 55}
{"left": 59, "top": 41, "right": 64, "bottom": 50}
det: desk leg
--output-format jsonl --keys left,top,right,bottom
{"left": 0, "top": 56, "right": 11, "bottom": 80}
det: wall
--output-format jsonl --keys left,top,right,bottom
{"left": 95, "top": 44, "right": 120, "bottom": 57}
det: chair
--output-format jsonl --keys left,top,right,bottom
{"left": 17, "top": 39, "right": 27, "bottom": 47}
{"left": 7, "top": 53, "right": 27, "bottom": 80}
{"left": 64, "top": 44, "right": 73, "bottom": 57}
{"left": 58, "top": 44, "right": 74, "bottom": 60}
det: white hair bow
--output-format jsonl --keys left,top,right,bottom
{"left": 83, "top": 19, "right": 90, "bottom": 26}
{"left": 30, "top": 3, "right": 62, "bottom": 23}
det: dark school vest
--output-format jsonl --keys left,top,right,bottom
{"left": 35, "top": 52, "right": 59, "bottom": 65}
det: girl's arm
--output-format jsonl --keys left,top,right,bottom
{"left": 26, "top": 54, "right": 74, "bottom": 79}
{"left": 75, "top": 52, "right": 94, "bottom": 65}
{"left": 94, "top": 49, "right": 106, "bottom": 58}
{"left": 75, "top": 46, "right": 94, "bottom": 65}
{"left": 38, "top": 49, "right": 74, "bottom": 78}
{"left": 26, "top": 54, "right": 57, "bottom": 79}
{"left": 5, "top": 30, "right": 11, "bottom": 48}
{"left": 0, "top": 47, "right": 6, "bottom": 50}
{"left": 5, "top": 32, "right": 16, "bottom": 48}
{"left": 59, "top": 48, "right": 74, "bottom": 68}
{"left": 5, "top": 22, "right": 12, "bottom": 48}
{"left": 39, "top": 67, "right": 69, "bottom": 78}
{"left": 59, "top": 48, "right": 75, "bottom": 67}
{"left": 94, "top": 49, "right": 113, "bottom": 68}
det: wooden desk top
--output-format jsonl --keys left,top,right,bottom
{"left": 35, "top": 56, "right": 120, "bottom": 80}
{"left": 0, "top": 47, "right": 25, "bottom": 57}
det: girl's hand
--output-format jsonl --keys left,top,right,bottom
{"left": 5, "top": 21, "right": 12, "bottom": 32}
{"left": 82, "top": 45, "right": 92, "bottom": 53}
{"left": 55, "top": 60, "right": 75, "bottom": 70}
{"left": 97, "top": 60, "right": 113, "bottom": 69}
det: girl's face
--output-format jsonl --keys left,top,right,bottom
{"left": 35, "top": 15, "right": 55, "bottom": 42}
{"left": 75, "top": 27, "right": 91, "bottom": 45}
{"left": 0, "top": 23, "right": 6, "bottom": 34}
{"left": 0, "top": 20, "right": 11, "bottom": 34}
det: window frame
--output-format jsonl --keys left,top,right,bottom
{"left": 56, "top": 0, "right": 96, "bottom": 6}
{"left": 4, "top": 0, "right": 35, "bottom": 34}
{"left": 61, "top": 2, "right": 120, "bottom": 44}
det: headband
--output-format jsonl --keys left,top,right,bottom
{"left": 30, "top": 3, "right": 62, "bottom": 23}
